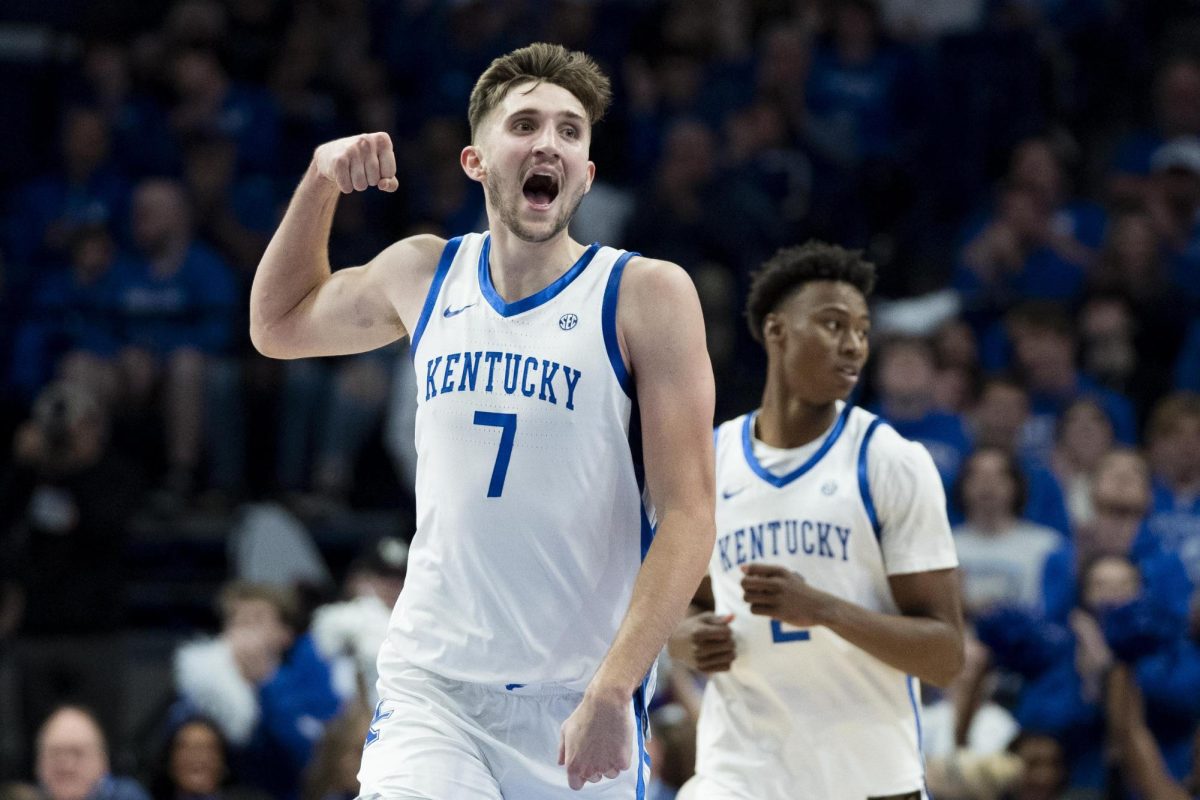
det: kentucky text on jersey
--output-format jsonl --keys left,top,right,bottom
{"left": 717, "top": 519, "right": 853, "bottom": 571}
{"left": 424, "top": 350, "right": 583, "bottom": 409}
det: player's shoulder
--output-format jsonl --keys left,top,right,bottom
{"left": 851, "top": 408, "right": 932, "bottom": 464}
{"left": 852, "top": 409, "right": 942, "bottom": 490}
{"left": 618, "top": 255, "right": 696, "bottom": 299}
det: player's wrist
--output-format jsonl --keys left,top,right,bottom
{"left": 584, "top": 674, "right": 636, "bottom": 705}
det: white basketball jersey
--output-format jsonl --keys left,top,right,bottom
{"left": 696, "top": 403, "right": 951, "bottom": 800}
{"left": 379, "top": 232, "right": 649, "bottom": 693}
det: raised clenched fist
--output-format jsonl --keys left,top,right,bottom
{"left": 313, "top": 132, "right": 399, "bottom": 194}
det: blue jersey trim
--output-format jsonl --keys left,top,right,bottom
{"left": 639, "top": 503, "right": 656, "bottom": 562}
{"left": 907, "top": 675, "right": 931, "bottom": 798}
{"left": 740, "top": 404, "right": 853, "bottom": 488}
{"left": 634, "top": 678, "right": 650, "bottom": 800}
{"left": 409, "top": 236, "right": 462, "bottom": 359}
{"left": 858, "top": 417, "right": 885, "bottom": 541}
{"left": 477, "top": 234, "right": 601, "bottom": 318}
{"left": 601, "top": 251, "right": 638, "bottom": 398}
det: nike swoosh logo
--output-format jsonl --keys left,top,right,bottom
{"left": 443, "top": 303, "right": 476, "bottom": 318}
{"left": 722, "top": 487, "right": 746, "bottom": 500}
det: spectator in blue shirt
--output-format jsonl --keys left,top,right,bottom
{"left": 114, "top": 178, "right": 238, "bottom": 503}
{"left": 1109, "top": 56, "right": 1200, "bottom": 205}
{"left": 1041, "top": 449, "right": 1192, "bottom": 627}
{"left": 36, "top": 706, "right": 150, "bottom": 800}
{"left": 1007, "top": 302, "right": 1137, "bottom": 463}
{"left": 4, "top": 107, "right": 130, "bottom": 288}
{"left": 8, "top": 224, "right": 128, "bottom": 402}
{"left": 1141, "top": 392, "right": 1200, "bottom": 589}
{"left": 1048, "top": 398, "right": 1116, "bottom": 534}
{"left": 1147, "top": 137, "right": 1200, "bottom": 316}
{"left": 967, "top": 374, "right": 1072, "bottom": 535}
{"left": 167, "top": 48, "right": 281, "bottom": 176}
{"left": 872, "top": 335, "right": 972, "bottom": 490}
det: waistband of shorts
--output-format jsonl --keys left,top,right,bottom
{"left": 480, "top": 680, "right": 583, "bottom": 697}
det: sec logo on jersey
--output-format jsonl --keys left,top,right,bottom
{"left": 559, "top": 313, "right": 579, "bottom": 330}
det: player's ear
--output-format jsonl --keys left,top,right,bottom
{"left": 763, "top": 313, "right": 784, "bottom": 344}
{"left": 461, "top": 145, "right": 485, "bottom": 183}
{"left": 583, "top": 160, "right": 596, "bottom": 194}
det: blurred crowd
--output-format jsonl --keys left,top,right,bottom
{"left": 2, "top": 0, "right": 1200, "bottom": 799}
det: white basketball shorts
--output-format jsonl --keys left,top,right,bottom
{"left": 357, "top": 662, "right": 652, "bottom": 799}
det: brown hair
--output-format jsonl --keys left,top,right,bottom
{"left": 1146, "top": 391, "right": 1200, "bottom": 444}
{"left": 467, "top": 43, "right": 612, "bottom": 142}
{"left": 216, "top": 581, "right": 302, "bottom": 632}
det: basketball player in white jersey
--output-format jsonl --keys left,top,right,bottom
{"left": 249, "top": 44, "right": 715, "bottom": 798}
{"left": 669, "top": 243, "right": 964, "bottom": 800}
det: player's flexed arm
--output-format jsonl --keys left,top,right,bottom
{"left": 250, "top": 133, "right": 443, "bottom": 359}
{"left": 558, "top": 258, "right": 716, "bottom": 790}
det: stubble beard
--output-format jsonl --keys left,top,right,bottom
{"left": 486, "top": 171, "right": 587, "bottom": 244}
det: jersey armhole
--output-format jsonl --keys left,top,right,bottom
{"left": 601, "top": 251, "right": 639, "bottom": 398}
{"left": 858, "top": 417, "right": 886, "bottom": 542}
{"left": 408, "top": 235, "right": 463, "bottom": 359}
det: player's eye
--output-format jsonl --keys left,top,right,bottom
{"left": 561, "top": 126, "right": 579, "bottom": 139}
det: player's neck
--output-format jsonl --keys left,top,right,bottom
{"left": 756, "top": 389, "right": 839, "bottom": 450}
{"left": 485, "top": 227, "right": 587, "bottom": 304}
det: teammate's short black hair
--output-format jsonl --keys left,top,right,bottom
{"left": 744, "top": 241, "right": 876, "bottom": 345}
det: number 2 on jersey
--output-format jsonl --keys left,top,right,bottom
{"left": 473, "top": 411, "right": 517, "bottom": 497}
{"left": 771, "top": 620, "right": 811, "bottom": 642}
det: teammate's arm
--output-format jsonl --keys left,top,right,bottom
{"left": 250, "top": 133, "right": 443, "bottom": 359}
{"left": 741, "top": 563, "right": 964, "bottom": 686}
{"left": 558, "top": 257, "right": 716, "bottom": 789}
{"left": 742, "top": 430, "right": 965, "bottom": 687}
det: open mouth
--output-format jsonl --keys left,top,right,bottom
{"left": 836, "top": 365, "right": 860, "bottom": 381}
{"left": 522, "top": 172, "right": 560, "bottom": 209}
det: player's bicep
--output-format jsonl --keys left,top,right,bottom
{"left": 266, "top": 234, "right": 442, "bottom": 359}
{"left": 888, "top": 568, "right": 964, "bottom": 633}
{"left": 621, "top": 259, "right": 716, "bottom": 516}
{"left": 870, "top": 434, "right": 958, "bottom": 575}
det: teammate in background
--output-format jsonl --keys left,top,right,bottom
{"left": 249, "top": 43, "right": 715, "bottom": 798}
{"left": 670, "top": 243, "right": 964, "bottom": 800}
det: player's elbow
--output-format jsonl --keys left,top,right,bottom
{"left": 249, "top": 318, "right": 294, "bottom": 360}
{"left": 925, "top": 639, "right": 967, "bottom": 689}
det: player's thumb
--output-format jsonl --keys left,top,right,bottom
{"left": 701, "top": 612, "right": 734, "bottom": 626}
{"left": 378, "top": 177, "right": 399, "bottom": 193}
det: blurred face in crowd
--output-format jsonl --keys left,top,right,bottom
{"left": 973, "top": 381, "right": 1029, "bottom": 451}
{"left": 766, "top": 280, "right": 870, "bottom": 407}
{"left": 71, "top": 228, "right": 116, "bottom": 285}
{"left": 961, "top": 449, "right": 1018, "bottom": 527}
{"left": 132, "top": 180, "right": 192, "bottom": 256}
{"left": 1056, "top": 400, "right": 1114, "bottom": 472}
{"left": 1081, "top": 555, "right": 1141, "bottom": 612}
{"left": 1014, "top": 326, "right": 1074, "bottom": 391}
{"left": 63, "top": 109, "right": 110, "bottom": 178}
{"left": 1011, "top": 138, "right": 1065, "bottom": 209}
{"left": 469, "top": 80, "right": 594, "bottom": 244}
{"left": 37, "top": 709, "right": 108, "bottom": 800}
{"left": 877, "top": 340, "right": 935, "bottom": 411}
{"left": 1080, "top": 298, "right": 1136, "bottom": 383}
{"left": 1158, "top": 59, "right": 1200, "bottom": 136}
{"left": 1106, "top": 212, "right": 1160, "bottom": 279}
{"left": 1150, "top": 410, "right": 1200, "bottom": 486}
{"left": 660, "top": 120, "right": 717, "bottom": 191}
{"left": 1012, "top": 734, "right": 1067, "bottom": 800}
{"left": 226, "top": 597, "right": 293, "bottom": 658}
{"left": 1087, "top": 451, "right": 1151, "bottom": 557}
{"left": 169, "top": 721, "right": 226, "bottom": 796}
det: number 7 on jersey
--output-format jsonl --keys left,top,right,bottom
{"left": 473, "top": 411, "right": 517, "bottom": 497}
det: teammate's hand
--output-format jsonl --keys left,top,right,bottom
{"left": 558, "top": 687, "right": 633, "bottom": 791}
{"left": 741, "top": 564, "right": 834, "bottom": 627}
{"left": 668, "top": 612, "right": 736, "bottom": 674}
{"left": 313, "top": 133, "right": 399, "bottom": 194}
